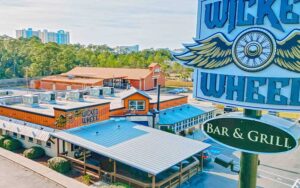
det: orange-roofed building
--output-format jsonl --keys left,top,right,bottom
{"left": 38, "top": 63, "right": 165, "bottom": 91}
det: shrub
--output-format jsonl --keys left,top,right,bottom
{"left": 3, "top": 138, "right": 22, "bottom": 151}
{"left": 82, "top": 174, "right": 91, "bottom": 185}
{"left": 23, "top": 146, "right": 45, "bottom": 159}
{"left": 113, "top": 182, "right": 131, "bottom": 188}
{"left": 188, "top": 129, "right": 194, "bottom": 135}
{"left": 48, "top": 157, "right": 71, "bottom": 174}
{"left": 0, "top": 135, "right": 10, "bottom": 147}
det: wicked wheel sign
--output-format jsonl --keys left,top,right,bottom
{"left": 173, "top": 0, "right": 300, "bottom": 112}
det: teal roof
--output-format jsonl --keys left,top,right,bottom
{"left": 66, "top": 119, "right": 147, "bottom": 148}
{"left": 158, "top": 104, "right": 206, "bottom": 125}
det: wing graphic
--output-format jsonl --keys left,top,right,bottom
{"left": 274, "top": 31, "right": 300, "bottom": 73}
{"left": 173, "top": 33, "right": 233, "bottom": 69}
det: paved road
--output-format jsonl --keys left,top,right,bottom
{"left": 0, "top": 156, "right": 64, "bottom": 188}
{"left": 182, "top": 139, "right": 300, "bottom": 188}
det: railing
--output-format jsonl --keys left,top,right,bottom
{"left": 59, "top": 154, "right": 200, "bottom": 188}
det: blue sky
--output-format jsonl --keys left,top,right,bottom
{"left": 0, "top": 0, "right": 198, "bottom": 49}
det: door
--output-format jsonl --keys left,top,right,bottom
{"left": 154, "top": 78, "right": 158, "bottom": 88}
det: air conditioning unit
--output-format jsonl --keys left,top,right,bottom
{"left": 0, "top": 90, "right": 13, "bottom": 96}
{"left": 23, "top": 95, "right": 39, "bottom": 107}
{"left": 90, "top": 87, "right": 104, "bottom": 98}
{"left": 65, "top": 90, "right": 84, "bottom": 102}
{"left": 40, "top": 92, "right": 56, "bottom": 104}
{"left": 103, "top": 87, "right": 115, "bottom": 96}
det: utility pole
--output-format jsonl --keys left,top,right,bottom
{"left": 239, "top": 109, "right": 261, "bottom": 188}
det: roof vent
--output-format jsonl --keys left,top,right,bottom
{"left": 103, "top": 87, "right": 115, "bottom": 96}
{"left": 40, "top": 92, "right": 56, "bottom": 104}
{"left": 65, "top": 91, "right": 84, "bottom": 102}
{"left": 90, "top": 87, "right": 104, "bottom": 98}
{"left": 23, "top": 95, "right": 39, "bottom": 107}
{"left": 67, "top": 75, "right": 74, "bottom": 79}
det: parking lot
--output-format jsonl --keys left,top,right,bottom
{"left": 0, "top": 156, "right": 63, "bottom": 188}
{"left": 182, "top": 138, "right": 300, "bottom": 188}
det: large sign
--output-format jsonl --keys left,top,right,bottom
{"left": 173, "top": 0, "right": 300, "bottom": 112}
{"left": 203, "top": 113, "right": 300, "bottom": 154}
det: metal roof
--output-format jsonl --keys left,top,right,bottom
{"left": 158, "top": 104, "right": 210, "bottom": 125}
{"left": 52, "top": 119, "right": 209, "bottom": 175}
{"left": 0, "top": 116, "right": 54, "bottom": 142}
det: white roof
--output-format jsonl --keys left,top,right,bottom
{"left": 52, "top": 120, "right": 210, "bottom": 175}
{"left": 0, "top": 116, "right": 54, "bottom": 142}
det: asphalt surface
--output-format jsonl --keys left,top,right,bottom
{"left": 182, "top": 139, "right": 300, "bottom": 188}
{"left": 0, "top": 156, "right": 64, "bottom": 188}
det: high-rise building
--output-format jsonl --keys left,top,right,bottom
{"left": 16, "top": 28, "right": 70, "bottom": 44}
{"left": 114, "top": 45, "right": 139, "bottom": 54}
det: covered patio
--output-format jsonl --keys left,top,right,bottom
{"left": 52, "top": 119, "right": 210, "bottom": 187}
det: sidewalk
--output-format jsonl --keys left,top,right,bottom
{"left": 0, "top": 148, "right": 89, "bottom": 188}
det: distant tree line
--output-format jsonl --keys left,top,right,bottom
{"left": 0, "top": 36, "right": 192, "bottom": 79}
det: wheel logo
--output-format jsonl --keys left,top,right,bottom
{"left": 232, "top": 28, "right": 276, "bottom": 72}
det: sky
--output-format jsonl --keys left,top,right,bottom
{"left": 0, "top": 0, "right": 198, "bottom": 49}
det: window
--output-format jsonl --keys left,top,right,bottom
{"left": 37, "top": 140, "right": 42, "bottom": 145}
{"left": 28, "top": 137, "right": 33, "bottom": 142}
{"left": 13, "top": 132, "right": 17, "bottom": 138}
{"left": 20, "top": 135, "right": 25, "bottom": 140}
{"left": 46, "top": 141, "right": 51, "bottom": 148}
{"left": 129, "top": 100, "right": 145, "bottom": 111}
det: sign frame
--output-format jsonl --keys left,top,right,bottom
{"left": 202, "top": 112, "right": 300, "bottom": 155}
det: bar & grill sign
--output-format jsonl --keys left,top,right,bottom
{"left": 203, "top": 113, "right": 300, "bottom": 154}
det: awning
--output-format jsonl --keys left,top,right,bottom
{"left": 0, "top": 116, "right": 53, "bottom": 142}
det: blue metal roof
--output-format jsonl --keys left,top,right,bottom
{"left": 158, "top": 104, "right": 206, "bottom": 125}
{"left": 66, "top": 119, "right": 147, "bottom": 147}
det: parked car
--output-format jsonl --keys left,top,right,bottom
{"left": 168, "top": 87, "right": 188, "bottom": 94}
{"left": 224, "top": 106, "right": 238, "bottom": 113}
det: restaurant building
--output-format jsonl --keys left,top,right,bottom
{"left": 0, "top": 88, "right": 214, "bottom": 187}
{"left": 35, "top": 63, "right": 165, "bottom": 91}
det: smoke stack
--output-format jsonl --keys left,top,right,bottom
{"left": 157, "top": 85, "right": 161, "bottom": 111}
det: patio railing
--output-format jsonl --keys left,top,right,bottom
{"left": 59, "top": 154, "right": 201, "bottom": 188}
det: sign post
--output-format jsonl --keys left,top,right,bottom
{"left": 239, "top": 109, "right": 261, "bottom": 188}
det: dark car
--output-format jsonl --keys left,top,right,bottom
{"left": 224, "top": 106, "right": 238, "bottom": 113}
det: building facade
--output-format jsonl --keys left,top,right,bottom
{"left": 16, "top": 28, "right": 70, "bottom": 44}
{"left": 36, "top": 63, "right": 165, "bottom": 91}
{"left": 157, "top": 104, "right": 216, "bottom": 135}
{"left": 0, "top": 88, "right": 213, "bottom": 187}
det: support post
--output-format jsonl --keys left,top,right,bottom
{"left": 98, "top": 164, "right": 102, "bottom": 180}
{"left": 113, "top": 160, "right": 116, "bottom": 183}
{"left": 56, "top": 138, "right": 60, "bottom": 156}
{"left": 239, "top": 109, "right": 261, "bottom": 188}
{"left": 62, "top": 140, "right": 65, "bottom": 153}
{"left": 179, "top": 162, "right": 183, "bottom": 186}
{"left": 83, "top": 149, "right": 86, "bottom": 174}
{"left": 152, "top": 175, "right": 156, "bottom": 188}
{"left": 200, "top": 151, "right": 203, "bottom": 172}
